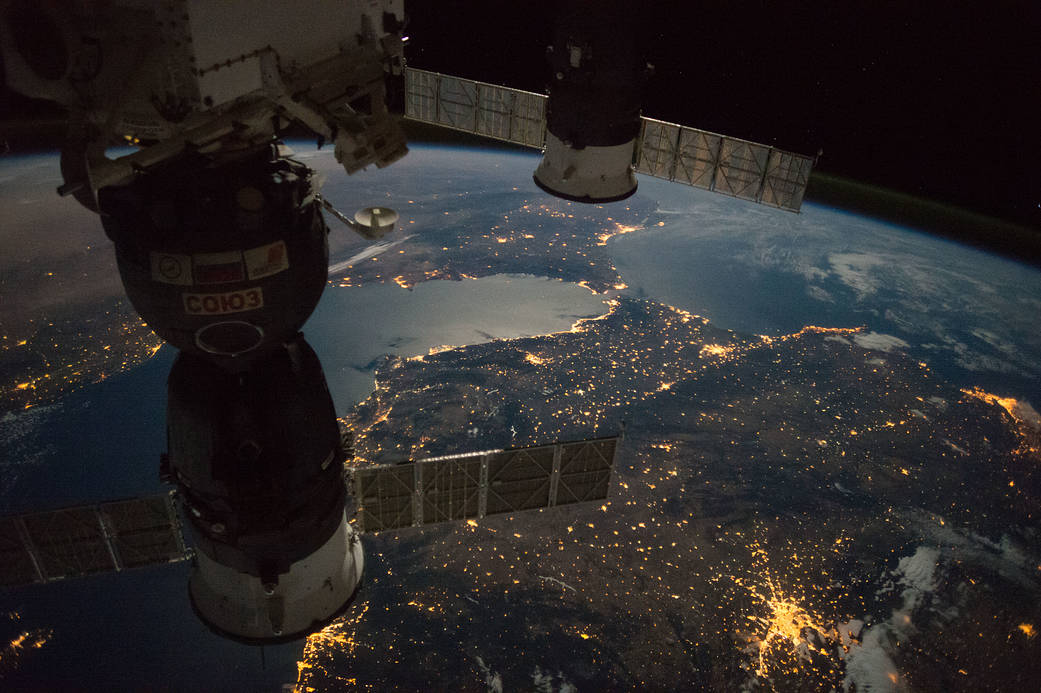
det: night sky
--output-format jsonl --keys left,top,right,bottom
{"left": 404, "top": 1, "right": 1041, "bottom": 234}
{"left": 2, "top": 1, "right": 1038, "bottom": 235}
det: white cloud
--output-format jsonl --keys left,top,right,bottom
{"left": 806, "top": 284, "right": 835, "bottom": 303}
{"left": 843, "top": 625, "right": 904, "bottom": 692}
{"left": 853, "top": 333, "right": 910, "bottom": 352}
{"left": 475, "top": 656, "right": 503, "bottom": 693}
{"left": 841, "top": 546, "right": 940, "bottom": 692}
{"left": 828, "top": 252, "right": 888, "bottom": 298}
{"left": 896, "top": 547, "right": 940, "bottom": 598}
{"left": 532, "top": 666, "right": 577, "bottom": 693}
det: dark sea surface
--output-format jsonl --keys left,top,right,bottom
{"left": 0, "top": 347, "right": 174, "bottom": 512}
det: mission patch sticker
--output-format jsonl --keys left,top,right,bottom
{"left": 183, "top": 287, "right": 264, "bottom": 315}
{"left": 151, "top": 243, "right": 288, "bottom": 287}
{"left": 150, "top": 252, "right": 193, "bottom": 285}
{"left": 244, "top": 240, "right": 289, "bottom": 279}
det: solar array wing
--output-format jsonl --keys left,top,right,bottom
{"left": 633, "top": 117, "right": 814, "bottom": 212}
{"left": 555, "top": 437, "right": 616, "bottom": 505}
{"left": 404, "top": 67, "right": 547, "bottom": 148}
{"left": 403, "top": 68, "right": 814, "bottom": 212}
{"left": 353, "top": 436, "right": 619, "bottom": 533}
{"left": 0, "top": 493, "right": 190, "bottom": 588}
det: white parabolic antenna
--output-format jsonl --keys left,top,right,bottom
{"left": 354, "top": 207, "right": 399, "bottom": 236}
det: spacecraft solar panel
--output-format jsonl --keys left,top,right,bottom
{"left": 22, "top": 506, "right": 113, "bottom": 580}
{"left": 353, "top": 436, "right": 619, "bottom": 533}
{"left": 404, "top": 68, "right": 547, "bottom": 149}
{"left": 0, "top": 517, "right": 39, "bottom": 587}
{"left": 404, "top": 70, "right": 813, "bottom": 211}
{"left": 355, "top": 462, "right": 416, "bottom": 532}
{"left": 634, "top": 118, "right": 814, "bottom": 212}
{"left": 555, "top": 437, "right": 616, "bottom": 505}
{"left": 716, "top": 138, "right": 771, "bottom": 202}
{"left": 760, "top": 149, "right": 814, "bottom": 211}
{"left": 100, "top": 496, "right": 189, "bottom": 569}
{"left": 0, "top": 493, "right": 189, "bottom": 588}
{"left": 420, "top": 452, "right": 484, "bottom": 524}
{"left": 484, "top": 444, "right": 556, "bottom": 515}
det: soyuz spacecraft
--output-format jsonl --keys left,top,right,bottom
{"left": 0, "top": 0, "right": 812, "bottom": 642}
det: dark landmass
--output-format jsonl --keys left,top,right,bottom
{"left": 0, "top": 297, "right": 162, "bottom": 415}
{"left": 300, "top": 297, "right": 1041, "bottom": 690}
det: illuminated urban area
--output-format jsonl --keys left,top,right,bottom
{"left": 2, "top": 185, "right": 1038, "bottom": 689}
{"left": 0, "top": 612, "right": 52, "bottom": 676}
{"left": 0, "top": 299, "right": 162, "bottom": 414}
{"left": 300, "top": 283, "right": 1041, "bottom": 688}
{"left": 328, "top": 197, "right": 652, "bottom": 295}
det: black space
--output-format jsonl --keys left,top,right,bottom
{"left": 403, "top": 1, "right": 1041, "bottom": 232}
{"left": 2, "top": 1, "right": 1039, "bottom": 233}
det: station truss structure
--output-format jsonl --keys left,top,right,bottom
{"left": 403, "top": 67, "right": 814, "bottom": 212}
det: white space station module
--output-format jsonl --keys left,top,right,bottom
{"left": 0, "top": 0, "right": 811, "bottom": 642}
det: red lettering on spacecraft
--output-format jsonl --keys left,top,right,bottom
{"left": 183, "top": 288, "right": 264, "bottom": 315}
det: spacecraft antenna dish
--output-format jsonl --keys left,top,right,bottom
{"left": 354, "top": 207, "right": 399, "bottom": 237}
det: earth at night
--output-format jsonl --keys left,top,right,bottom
{"left": 2, "top": 144, "right": 1040, "bottom": 691}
